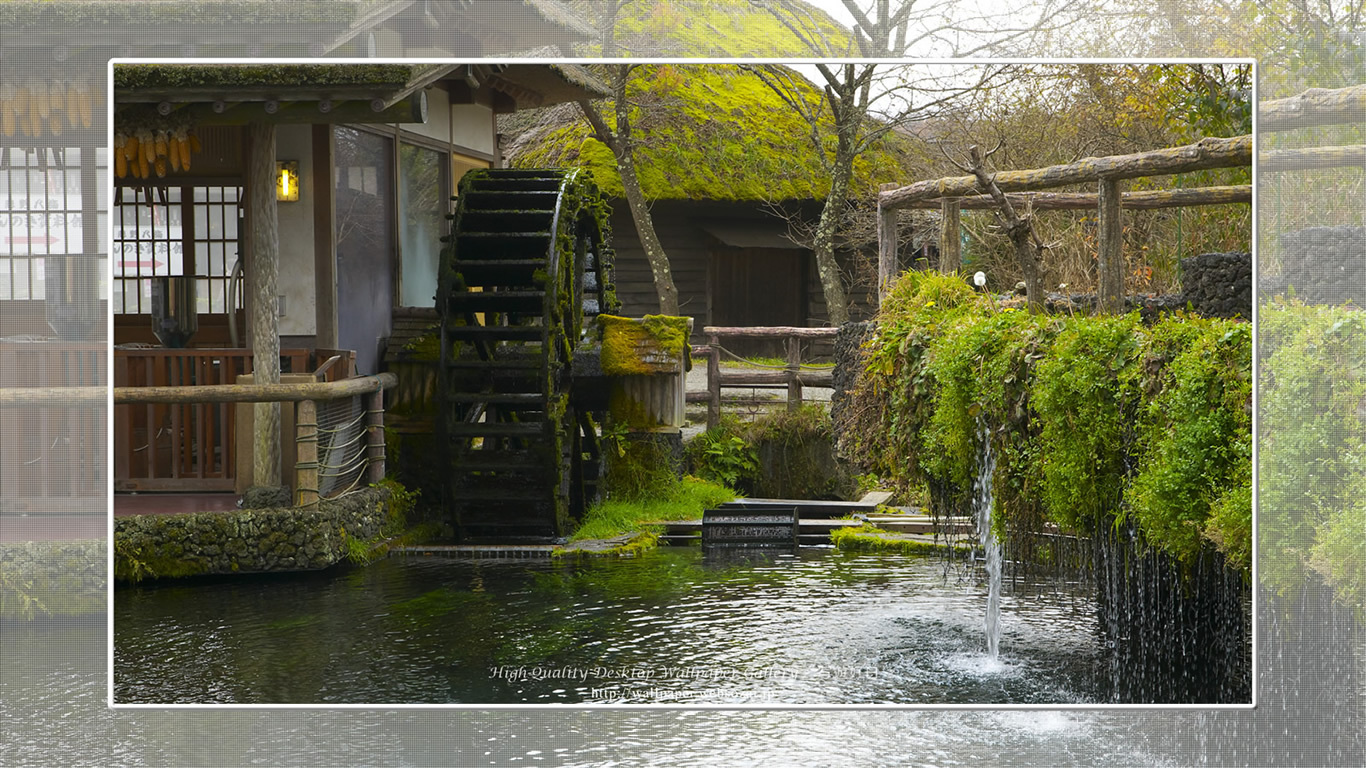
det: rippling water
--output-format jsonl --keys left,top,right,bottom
{"left": 114, "top": 548, "right": 1104, "bottom": 705}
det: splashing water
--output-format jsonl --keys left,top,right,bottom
{"left": 974, "top": 421, "right": 1003, "bottom": 659}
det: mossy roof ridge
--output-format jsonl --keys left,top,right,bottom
{"left": 0, "top": 0, "right": 396, "bottom": 28}
{"left": 603, "top": 0, "right": 854, "bottom": 57}
{"left": 505, "top": 64, "right": 908, "bottom": 202}
{"left": 114, "top": 64, "right": 417, "bottom": 91}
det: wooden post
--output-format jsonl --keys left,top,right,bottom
{"left": 939, "top": 198, "right": 962, "bottom": 274}
{"left": 1097, "top": 177, "right": 1125, "bottom": 314}
{"left": 247, "top": 121, "right": 282, "bottom": 486}
{"left": 312, "top": 123, "right": 338, "bottom": 349}
{"left": 367, "top": 387, "right": 386, "bottom": 484}
{"left": 877, "top": 182, "right": 898, "bottom": 306}
{"left": 707, "top": 333, "right": 720, "bottom": 431}
{"left": 295, "top": 399, "right": 318, "bottom": 507}
{"left": 786, "top": 335, "right": 802, "bottom": 412}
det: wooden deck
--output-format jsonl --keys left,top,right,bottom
{"left": 113, "top": 492, "right": 240, "bottom": 518}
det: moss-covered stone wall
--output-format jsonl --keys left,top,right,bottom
{"left": 114, "top": 487, "right": 389, "bottom": 582}
{"left": 0, "top": 540, "right": 107, "bottom": 620}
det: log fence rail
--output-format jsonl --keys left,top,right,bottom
{"left": 688, "top": 326, "right": 840, "bottom": 430}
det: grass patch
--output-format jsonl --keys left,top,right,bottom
{"left": 830, "top": 525, "right": 972, "bottom": 555}
{"left": 570, "top": 476, "right": 735, "bottom": 543}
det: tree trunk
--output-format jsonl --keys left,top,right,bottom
{"left": 247, "top": 121, "right": 281, "bottom": 486}
{"left": 576, "top": 65, "right": 680, "bottom": 317}
{"left": 616, "top": 146, "right": 680, "bottom": 315}
{"left": 967, "top": 146, "right": 1044, "bottom": 313}
{"left": 813, "top": 149, "right": 853, "bottom": 326}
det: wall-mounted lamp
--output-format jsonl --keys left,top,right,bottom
{"left": 276, "top": 160, "right": 300, "bottom": 202}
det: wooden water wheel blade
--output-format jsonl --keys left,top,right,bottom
{"left": 455, "top": 450, "right": 547, "bottom": 471}
{"left": 443, "top": 324, "right": 545, "bottom": 342}
{"left": 467, "top": 176, "right": 562, "bottom": 192}
{"left": 446, "top": 421, "right": 547, "bottom": 438}
{"left": 462, "top": 190, "right": 559, "bottom": 209}
{"left": 458, "top": 211, "right": 555, "bottom": 232}
{"left": 454, "top": 259, "right": 549, "bottom": 287}
{"left": 443, "top": 392, "right": 548, "bottom": 405}
{"left": 444, "top": 357, "right": 545, "bottom": 370}
{"left": 445, "top": 290, "right": 545, "bottom": 314}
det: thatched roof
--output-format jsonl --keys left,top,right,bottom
{"left": 502, "top": 64, "right": 909, "bottom": 203}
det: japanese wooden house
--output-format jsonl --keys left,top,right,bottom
{"left": 107, "top": 62, "right": 607, "bottom": 493}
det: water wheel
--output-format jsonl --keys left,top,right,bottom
{"left": 436, "top": 169, "right": 618, "bottom": 541}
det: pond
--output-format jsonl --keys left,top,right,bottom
{"left": 113, "top": 547, "right": 1108, "bottom": 705}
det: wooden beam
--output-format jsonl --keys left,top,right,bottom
{"left": 113, "top": 372, "right": 397, "bottom": 405}
{"left": 702, "top": 326, "right": 840, "bottom": 339}
{"left": 247, "top": 120, "right": 281, "bottom": 487}
{"left": 877, "top": 182, "right": 898, "bottom": 306}
{"left": 1260, "top": 85, "right": 1366, "bottom": 132}
{"left": 1096, "top": 178, "right": 1125, "bottom": 315}
{"left": 894, "top": 185, "right": 1251, "bottom": 210}
{"left": 939, "top": 198, "right": 962, "bottom": 274}
{"left": 116, "top": 94, "right": 427, "bottom": 129}
{"left": 880, "top": 135, "right": 1252, "bottom": 210}
{"left": 312, "top": 124, "right": 338, "bottom": 349}
{"left": 1261, "top": 145, "right": 1366, "bottom": 172}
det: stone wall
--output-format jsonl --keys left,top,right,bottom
{"left": 1264, "top": 226, "right": 1366, "bottom": 306}
{"left": 1181, "top": 251, "right": 1252, "bottom": 318}
{"left": 0, "top": 539, "right": 107, "bottom": 619}
{"left": 831, "top": 320, "right": 874, "bottom": 444}
{"left": 113, "top": 487, "right": 389, "bottom": 582}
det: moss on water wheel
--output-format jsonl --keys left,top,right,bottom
{"left": 436, "top": 169, "right": 618, "bottom": 541}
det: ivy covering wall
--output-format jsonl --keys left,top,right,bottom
{"left": 842, "top": 270, "right": 1252, "bottom": 575}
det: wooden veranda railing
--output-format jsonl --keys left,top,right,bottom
{"left": 114, "top": 372, "right": 395, "bottom": 507}
{"left": 112, "top": 347, "right": 354, "bottom": 492}
{"left": 0, "top": 340, "right": 106, "bottom": 513}
{"left": 689, "top": 326, "right": 839, "bottom": 429}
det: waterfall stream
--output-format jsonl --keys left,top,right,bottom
{"left": 974, "top": 421, "right": 1003, "bottom": 659}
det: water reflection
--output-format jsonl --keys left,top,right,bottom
{"left": 115, "top": 549, "right": 1104, "bottom": 705}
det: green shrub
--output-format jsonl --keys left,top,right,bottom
{"left": 843, "top": 268, "right": 1253, "bottom": 576}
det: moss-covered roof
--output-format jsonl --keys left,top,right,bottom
{"left": 593, "top": 0, "right": 853, "bottom": 57}
{"left": 0, "top": 0, "right": 402, "bottom": 28}
{"left": 504, "top": 64, "right": 908, "bottom": 203}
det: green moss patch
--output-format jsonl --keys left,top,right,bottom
{"left": 570, "top": 476, "right": 735, "bottom": 543}
{"left": 115, "top": 63, "right": 415, "bottom": 91}
{"left": 830, "top": 525, "right": 972, "bottom": 556}
{"left": 509, "top": 64, "right": 907, "bottom": 202}
{"left": 598, "top": 314, "right": 690, "bottom": 375}
{"left": 843, "top": 268, "right": 1253, "bottom": 575}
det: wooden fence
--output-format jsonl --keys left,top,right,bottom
{"left": 877, "top": 135, "right": 1253, "bottom": 312}
{"left": 112, "top": 347, "right": 354, "bottom": 492}
{"left": 0, "top": 340, "right": 105, "bottom": 513}
{"left": 114, "top": 372, "right": 393, "bottom": 507}
{"left": 688, "top": 326, "right": 839, "bottom": 429}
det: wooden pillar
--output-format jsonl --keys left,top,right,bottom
{"left": 295, "top": 399, "right": 318, "bottom": 507}
{"left": 312, "top": 124, "right": 338, "bottom": 349}
{"left": 1097, "top": 177, "right": 1125, "bottom": 314}
{"left": 706, "top": 334, "right": 720, "bottom": 430}
{"left": 939, "top": 199, "right": 962, "bottom": 274}
{"left": 247, "top": 121, "right": 282, "bottom": 486}
{"left": 877, "top": 182, "right": 899, "bottom": 306}
{"left": 785, "top": 336, "right": 802, "bottom": 412}
{"left": 367, "top": 387, "right": 386, "bottom": 483}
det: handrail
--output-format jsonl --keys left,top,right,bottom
{"left": 114, "top": 372, "right": 396, "bottom": 405}
{"left": 0, "top": 387, "right": 106, "bottom": 408}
